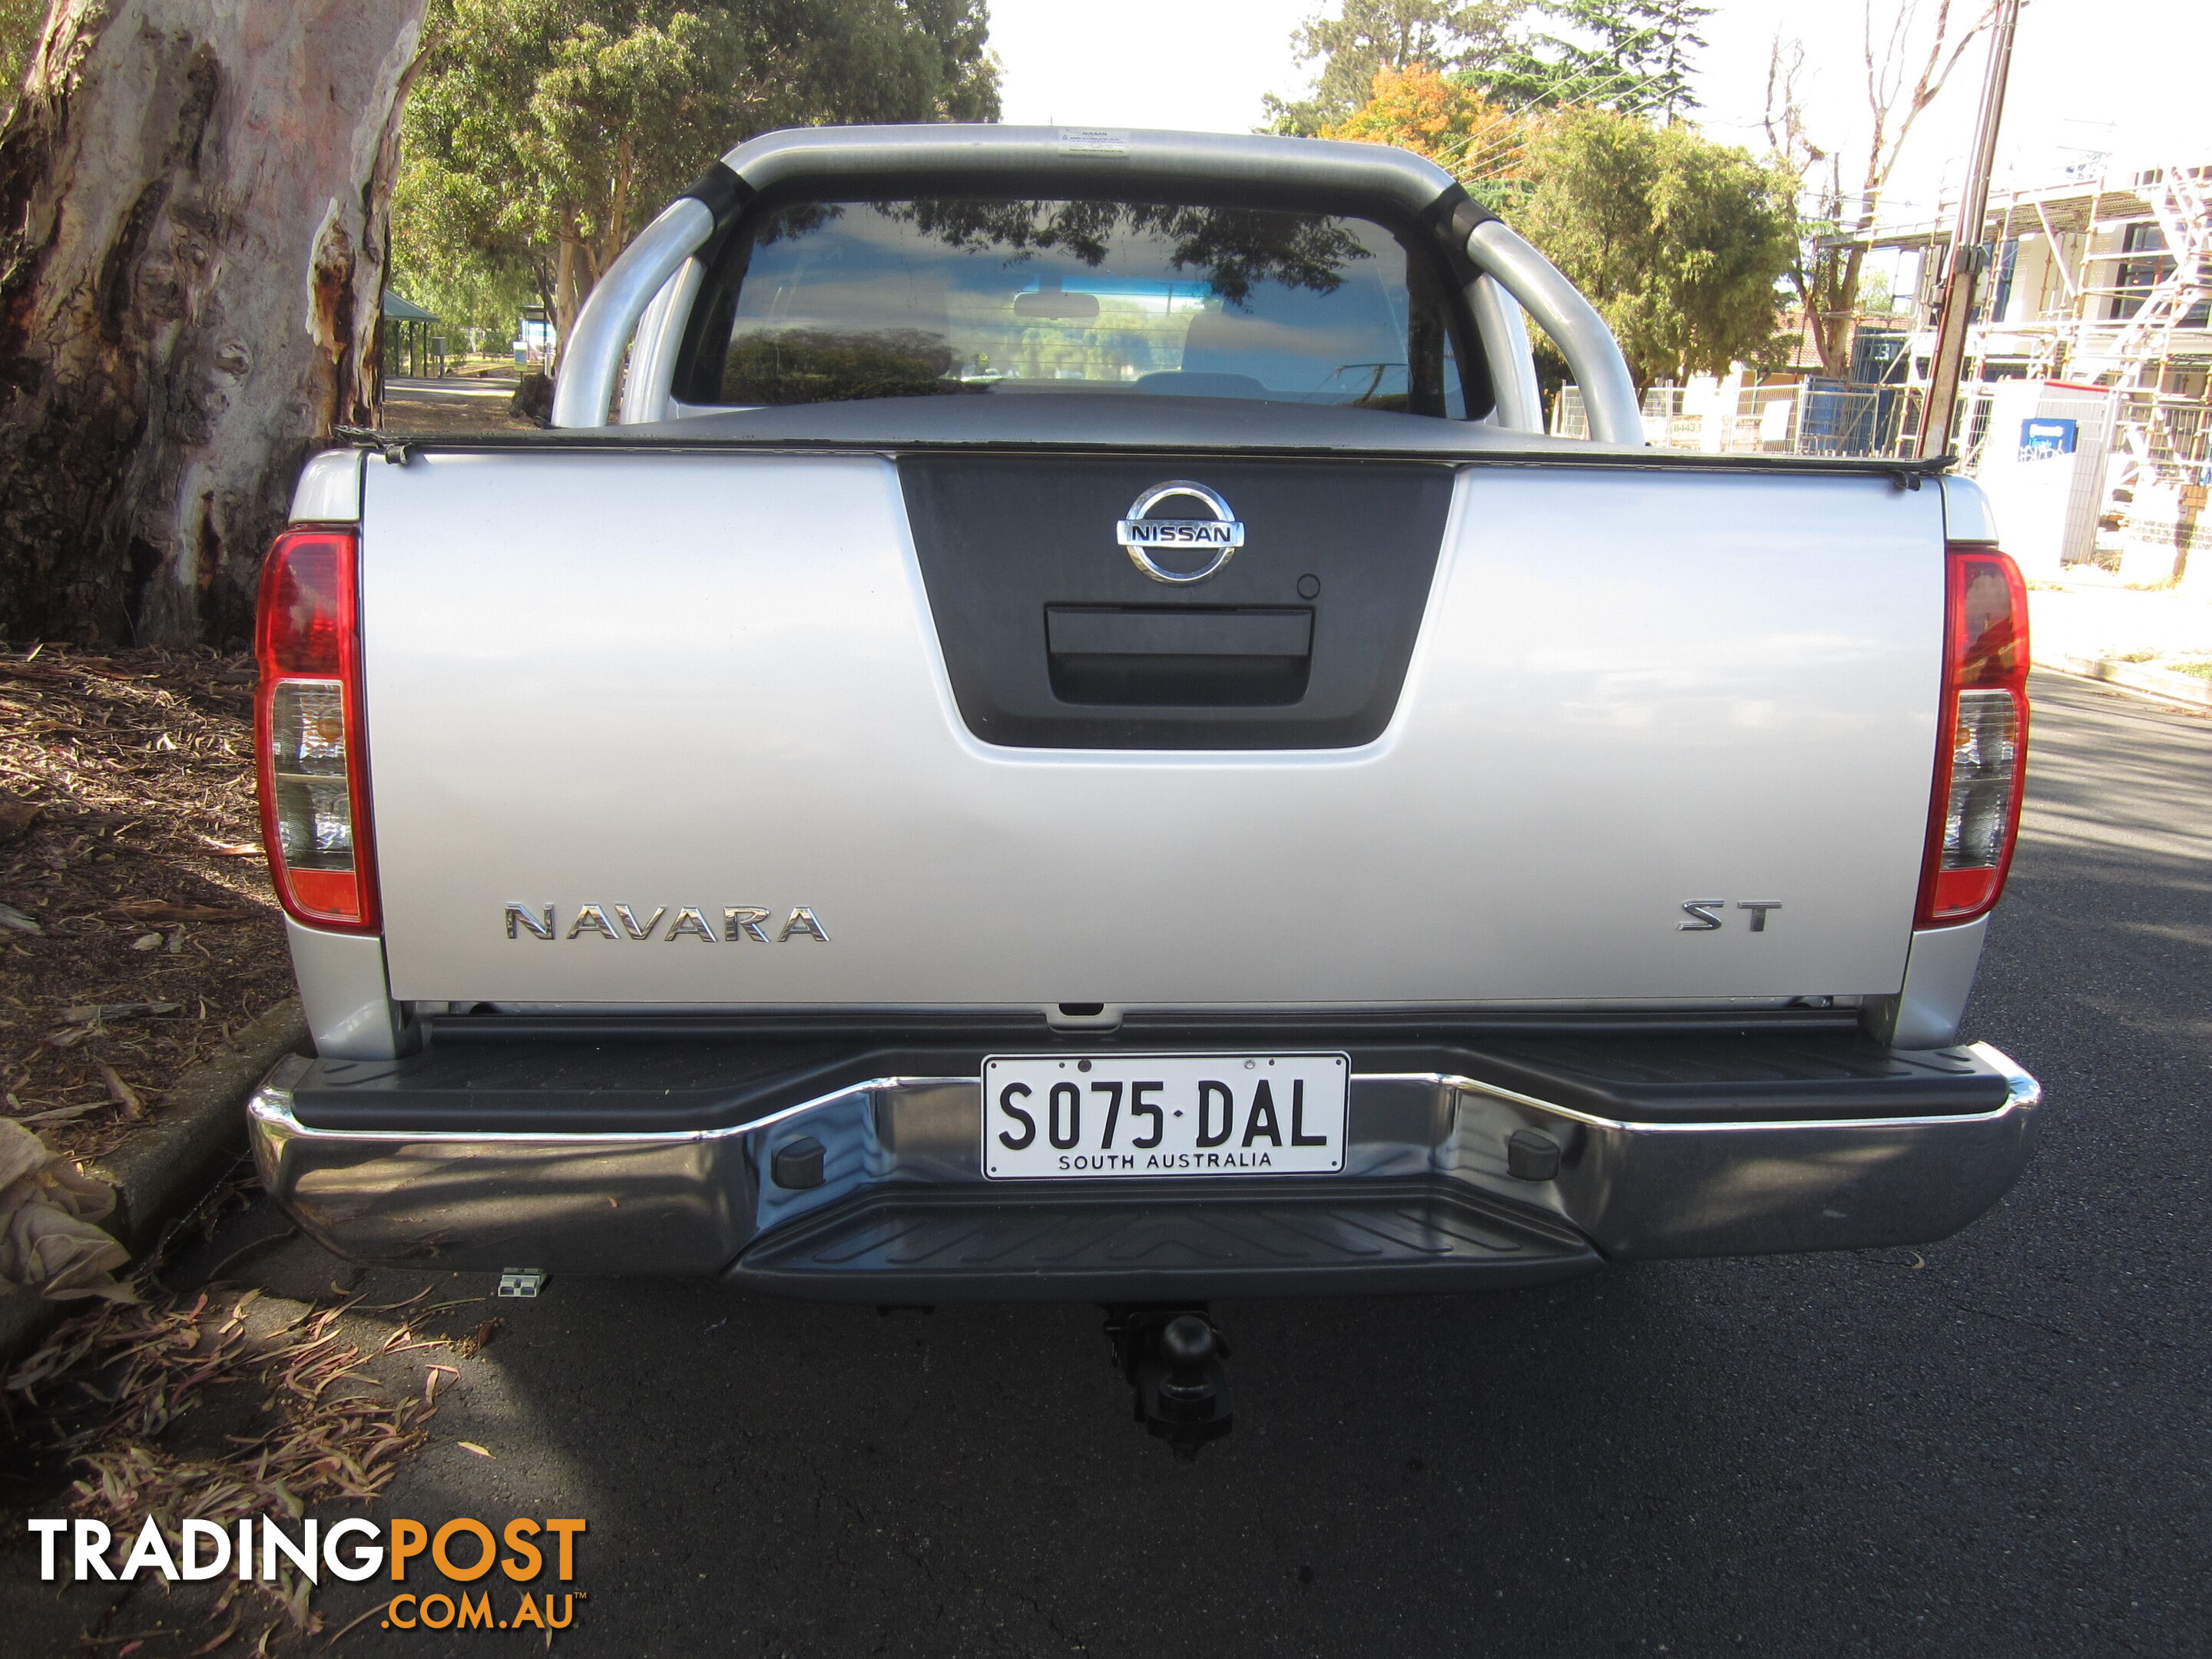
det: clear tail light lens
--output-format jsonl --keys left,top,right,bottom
{"left": 1917, "top": 545, "right": 2028, "bottom": 927}
{"left": 256, "top": 528, "right": 378, "bottom": 930}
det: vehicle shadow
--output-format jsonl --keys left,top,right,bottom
{"left": 300, "top": 1224, "right": 2146, "bottom": 1659}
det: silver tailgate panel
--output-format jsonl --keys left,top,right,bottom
{"left": 363, "top": 452, "right": 1942, "bottom": 1005}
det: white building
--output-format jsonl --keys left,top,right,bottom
{"left": 1856, "top": 161, "right": 2209, "bottom": 585}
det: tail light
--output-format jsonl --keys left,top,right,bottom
{"left": 256, "top": 527, "right": 379, "bottom": 931}
{"left": 1916, "top": 544, "right": 2028, "bottom": 928}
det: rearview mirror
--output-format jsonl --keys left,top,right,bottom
{"left": 1015, "top": 286, "right": 1099, "bottom": 321}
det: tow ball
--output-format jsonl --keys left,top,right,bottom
{"left": 1103, "top": 1305, "right": 1232, "bottom": 1460}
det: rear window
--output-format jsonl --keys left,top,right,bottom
{"left": 683, "top": 198, "right": 1475, "bottom": 418}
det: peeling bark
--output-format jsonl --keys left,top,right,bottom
{"left": 0, "top": 0, "right": 428, "bottom": 645}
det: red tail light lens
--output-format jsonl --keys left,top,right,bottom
{"left": 1916, "top": 545, "right": 2029, "bottom": 927}
{"left": 256, "top": 528, "right": 378, "bottom": 932}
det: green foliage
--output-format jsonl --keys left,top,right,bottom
{"left": 386, "top": 233, "right": 541, "bottom": 346}
{"left": 1282, "top": 17, "right": 1786, "bottom": 388}
{"left": 1482, "top": 0, "right": 1711, "bottom": 119}
{"left": 397, "top": 0, "right": 1002, "bottom": 342}
{"left": 889, "top": 200, "right": 1373, "bottom": 303}
{"left": 723, "top": 327, "right": 977, "bottom": 403}
{"left": 1264, "top": 1, "right": 1522, "bottom": 136}
{"left": 1, "top": 0, "right": 46, "bottom": 111}
{"left": 1513, "top": 105, "right": 1796, "bottom": 386}
{"left": 1270, "top": 0, "right": 1712, "bottom": 131}
{"left": 1314, "top": 63, "right": 1524, "bottom": 213}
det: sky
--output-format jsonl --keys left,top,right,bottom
{"left": 985, "top": 0, "right": 2211, "bottom": 227}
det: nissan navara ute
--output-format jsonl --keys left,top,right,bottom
{"left": 246, "top": 126, "right": 2040, "bottom": 1452}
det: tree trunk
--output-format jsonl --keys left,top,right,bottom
{"left": 0, "top": 0, "right": 427, "bottom": 646}
{"left": 552, "top": 224, "right": 588, "bottom": 352}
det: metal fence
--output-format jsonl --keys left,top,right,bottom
{"left": 1550, "top": 380, "right": 1931, "bottom": 457}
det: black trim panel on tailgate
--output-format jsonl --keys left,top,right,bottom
{"left": 898, "top": 454, "right": 1454, "bottom": 748}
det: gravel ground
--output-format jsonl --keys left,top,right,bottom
{"left": 380, "top": 377, "right": 540, "bottom": 437}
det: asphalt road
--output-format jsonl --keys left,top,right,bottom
{"left": 27, "top": 671, "right": 2212, "bottom": 1657}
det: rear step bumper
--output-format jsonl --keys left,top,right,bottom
{"left": 739, "top": 1183, "right": 1602, "bottom": 1301}
{"left": 246, "top": 1036, "right": 2040, "bottom": 1299}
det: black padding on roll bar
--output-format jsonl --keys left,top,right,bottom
{"left": 1422, "top": 182, "right": 1498, "bottom": 237}
{"left": 680, "top": 161, "right": 754, "bottom": 224}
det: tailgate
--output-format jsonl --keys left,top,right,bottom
{"left": 359, "top": 450, "right": 1943, "bottom": 1008}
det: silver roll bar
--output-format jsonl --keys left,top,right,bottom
{"left": 551, "top": 124, "right": 1644, "bottom": 442}
{"left": 617, "top": 257, "right": 704, "bottom": 426}
{"left": 711, "top": 121, "right": 1471, "bottom": 216}
{"left": 1467, "top": 274, "right": 1542, "bottom": 433}
{"left": 1464, "top": 220, "right": 1644, "bottom": 444}
{"left": 551, "top": 197, "right": 714, "bottom": 429}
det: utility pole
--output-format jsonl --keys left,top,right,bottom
{"left": 1915, "top": 0, "right": 2023, "bottom": 460}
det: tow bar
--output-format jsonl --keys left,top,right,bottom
{"left": 1103, "top": 1304, "right": 1232, "bottom": 1460}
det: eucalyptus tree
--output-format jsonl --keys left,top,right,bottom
{"left": 1319, "top": 67, "right": 1797, "bottom": 389}
{"left": 1265, "top": 1, "right": 1523, "bottom": 136}
{"left": 399, "top": 0, "right": 1001, "bottom": 346}
{"left": 1764, "top": 0, "right": 1993, "bottom": 376}
{"left": 1516, "top": 106, "right": 1798, "bottom": 387}
{"left": 1483, "top": 0, "right": 1714, "bottom": 119}
{"left": 0, "top": 0, "right": 428, "bottom": 644}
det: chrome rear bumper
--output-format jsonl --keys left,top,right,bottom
{"left": 247, "top": 1043, "right": 2040, "bottom": 1297}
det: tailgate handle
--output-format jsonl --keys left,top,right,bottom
{"left": 1045, "top": 606, "right": 1313, "bottom": 707}
{"left": 1045, "top": 607, "right": 1311, "bottom": 657}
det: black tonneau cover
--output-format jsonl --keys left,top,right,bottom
{"left": 346, "top": 393, "right": 1953, "bottom": 478}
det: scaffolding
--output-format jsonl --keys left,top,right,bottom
{"left": 1990, "top": 162, "right": 2211, "bottom": 583}
{"left": 1566, "top": 161, "right": 2212, "bottom": 584}
{"left": 2034, "top": 164, "right": 2211, "bottom": 388}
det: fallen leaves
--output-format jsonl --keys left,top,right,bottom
{"left": 318, "top": 1604, "right": 386, "bottom": 1648}
{"left": 15, "top": 1101, "right": 104, "bottom": 1126}
{"left": 112, "top": 898, "right": 251, "bottom": 923}
{"left": 93, "top": 1059, "right": 146, "bottom": 1119}
{"left": 8, "top": 1283, "right": 469, "bottom": 1644}
{"left": 457, "top": 1440, "right": 494, "bottom": 1458}
{"left": 0, "top": 795, "right": 43, "bottom": 843}
{"left": 452, "top": 1316, "right": 504, "bottom": 1358}
{"left": 184, "top": 1614, "right": 244, "bottom": 1657}
{"left": 1, "top": 646, "right": 293, "bottom": 1165}
{"left": 60, "top": 1002, "right": 182, "bottom": 1024}
{"left": 0, "top": 651, "right": 144, "bottom": 682}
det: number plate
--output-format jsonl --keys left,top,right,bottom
{"left": 982, "top": 1053, "right": 1349, "bottom": 1181}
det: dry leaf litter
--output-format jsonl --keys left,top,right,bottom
{"left": 0, "top": 644, "right": 479, "bottom": 1654}
{"left": 0, "top": 645, "right": 292, "bottom": 1167}
{"left": 4, "top": 1197, "right": 487, "bottom": 1654}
